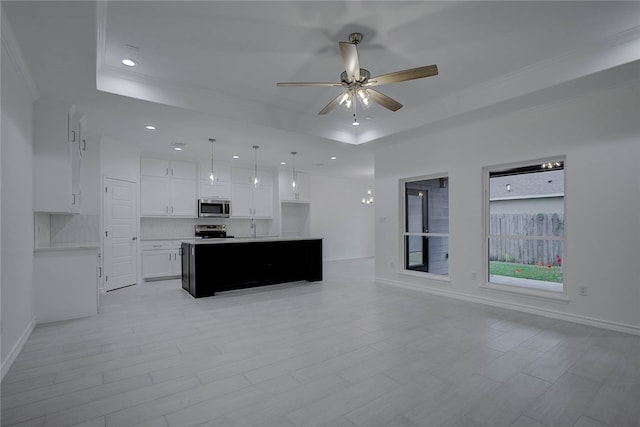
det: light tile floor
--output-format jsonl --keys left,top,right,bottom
{"left": 2, "top": 258, "right": 639, "bottom": 427}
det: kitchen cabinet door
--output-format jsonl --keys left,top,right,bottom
{"left": 33, "top": 98, "right": 78, "bottom": 213}
{"left": 170, "top": 160, "right": 196, "bottom": 180}
{"left": 199, "top": 180, "right": 231, "bottom": 199}
{"left": 253, "top": 185, "right": 273, "bottom": 218}
{"left": 170, "top": 179, "right": 197, "bottom": 217}
{"left": 140, "top": 176, "right": 170, "bottom": 216}
{"left": 141, "top": 158, "right": 170, "bottom": 177}
{"left": 142, "top": 249, "right": 173, "bottom": 279}
{"left": 69, "top": 139, "right": 82, "bottom": 213}
{"left": 199, "top": 163, "right": 230, "bottom": 182}
{"left": 279, "top": 170, "right": 310, "bottom": 202}
{"left": 231, "top": 183, "right": 253, "bottom": 217}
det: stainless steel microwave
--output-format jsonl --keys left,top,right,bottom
{"left": 198, "top": 199, "right": 230, "bottom": 218}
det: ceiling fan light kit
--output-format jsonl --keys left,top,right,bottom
{"left": 277, "top": 32, "right": 438, "bottom": 123}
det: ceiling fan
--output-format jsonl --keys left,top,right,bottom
{"left": 277, "top": 32, "right": 438, "bottom": 118}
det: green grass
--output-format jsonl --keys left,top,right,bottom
{"left": 489, "top": 261, "right": 563, "bottom": 283}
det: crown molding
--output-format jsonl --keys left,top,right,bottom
{"left": 1, "top": 9, "right": 39, "bottom": 101}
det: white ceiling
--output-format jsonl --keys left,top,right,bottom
{"left": 3, "top": 1, "right": 639, "bottom": 179}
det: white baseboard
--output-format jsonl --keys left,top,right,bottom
{"left": 1, "top": 316, "right": 36, "bottom": 382}
{"left": 376, "top": 278, "right": 640, "bottom": 336}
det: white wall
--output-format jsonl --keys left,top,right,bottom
{"left": 1, "top": 23, "right": 37, "bottom": 378}
{"left": 310, "top": 175, "right": 375, "bottom": 261}
{"left": 100, "top": 135, "right": 141, "bottom": 183}
{"left": 375, "top": 82, "right": 640, "bottom": 333}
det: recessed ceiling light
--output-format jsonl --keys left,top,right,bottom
{"left": 232, "top": 155, "right": 239, "bottom": 159}
{"left": 330, "top": 156, "right": 337, "bottom": 160}
{"left": 145, "top": 125, "right": 156, "bottom": 130}
{"left": 280, "top": 162, "right": 286, "bottom": 165}
{"left": 121, "top": 58, "right": 136, "bottom": 67}
{"left": 171, "top": 141, "right": 186, "bottom": 151}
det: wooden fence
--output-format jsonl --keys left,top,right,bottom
{"left": 489, "top": 213, "right": 564, "bottom": 266}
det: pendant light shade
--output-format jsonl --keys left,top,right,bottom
{"left": 291, "top": 151, "right": 297, "bottom": 190}
{"left": 208, "top": 138, "right": 216, "bottom": 184}
{"left": 252, "top": 145, "right": 260, "bottom": 188}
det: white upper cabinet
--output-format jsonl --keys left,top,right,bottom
{"left": 230, "top": 167, "right": 273, "bottom": 218}
{"left": 140, "top": 157, "right": 196, "bottom": 217}
{"left": 232, "top": 167, "right": 274, "bottom": 187}
{"left": 198, "top": 162, "right": 231, "bottom": 199}
{"left": 199, "top": 162, "right": 230, "bottom": 182}
{"left": 140, "top": 157, "right": 170, "bottom": 177}
{"left": 279, "top": 170, "right": 311, "bottom": 202}
{"left": 34, "top": 98, "right": 86, "bottom": 213}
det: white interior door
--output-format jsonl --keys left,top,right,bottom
{"left": 104, "top": 178, "right": 137, "bottom": 291}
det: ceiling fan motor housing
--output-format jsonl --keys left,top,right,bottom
{"left": 340, "top": 69, "right": 370, "bottom": 85}
{"left": 348, "top": 32, "right": 363, "bottom": 45}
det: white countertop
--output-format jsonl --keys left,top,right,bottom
{"left": 34, "top": 242, "right": 100, "bottom": 252}
{"left": 188, "top": 236, "right": 322, "bottom": 245}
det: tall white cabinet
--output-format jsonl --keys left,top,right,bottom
{"left": 140, "top": 158, "right": 197, "bottom": 217}
{"left": 34, "top": 98, "right": 88, "bottom": 213}
{"left": 230, "top": 167, "right": 274, "bottom": 218}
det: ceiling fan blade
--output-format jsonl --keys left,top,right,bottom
{"left": 339, "top": 42, "right": 361, "bottom": 82}
{"left": 277, "top": 82, "right": 344, "bottom": 87}
{"left": 367, "top": 89, "right": 403, "bottom": 112}
{"left": 367, "top": 65, "right": 438, "bottom": 86}
{"left": 318, "top": 91, "right": 347, "bottom": 115}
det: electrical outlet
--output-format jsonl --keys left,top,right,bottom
{"left": 471, "top": 272, "right": 478, "bottom": 280}
{"left": 578, "top": 286, "right": 588, "bottom": 296}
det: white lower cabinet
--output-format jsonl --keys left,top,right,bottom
{"left": 34, "top": 248, "right": 99, "bottom": 323}
{"left": 142, "top": 241, "right": 182, "bottom": 280}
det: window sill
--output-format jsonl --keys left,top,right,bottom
{"left": 478, "top": 282, "right": 570, "bottom": 303}
{"left": 397, "top": 269, "right": 451, "bottom": 283}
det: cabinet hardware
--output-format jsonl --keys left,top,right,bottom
{"left": 132, "top": 237, "right": 137, "bottom": 241}
{"left": 152, "top": 244, "right": 162, "bottom": 248}
{"left": 71, "top": 130, "right": 76, "bottom": 142}
{"left": 82, "top": 139, "right": 86, "bottom": 152}
{"left": 72, "top": 193, "right": 76, "bottom": 205}
{"left": 171, "top": 206, "right": 174, "bottom": 214}
{"left": 166, "top": 167, "right": 169, "bottom": 176}
{"left": 98, "top": 267, "right": 102, "bottom": 278}
{"left": 166, "top": 206, "right": 169, "bottom": 213}
{"left": 169, "top": 253, "right": 171, "bottom": 261}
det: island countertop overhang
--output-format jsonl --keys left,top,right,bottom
{"left": 186, "top": 236, "right": 323, "bottom": 245}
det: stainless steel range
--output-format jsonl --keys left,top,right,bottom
{"left": 194, "top": 224, "right": 232, "bottom": 239}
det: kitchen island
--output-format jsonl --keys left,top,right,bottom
{"left": 181, "top": 237, "right": 322, "bottom": 298}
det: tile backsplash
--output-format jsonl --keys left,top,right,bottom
{"left": 50, "top": 214, "right": 100, "bottom": 244}
{"left": 34, "top": 213, "right": 100, "bottom": 248}
{"left": 141, "top": 217, "right": 272, "bottom": 239}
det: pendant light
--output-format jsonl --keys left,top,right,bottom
{"left": 208, "top": 138, "right": 216, "bottom": 184}
{"left": 251, "top": 145, "right": 260, "bottom": 188}
{"left": 290, "top": 151, "right": 297, "bottom": 190}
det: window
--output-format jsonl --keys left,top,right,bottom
{"left": 486, "top": 160, "right": 565, "bottom": 292}
{"left": 403, "top": 176, "right": 449, "bottom": 276}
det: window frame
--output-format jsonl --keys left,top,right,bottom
{"left": 481, "top": 157, "right": 569, "bottom": 301}
{"left": 399, "top": 173, "right": 450, "bottom": 281}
